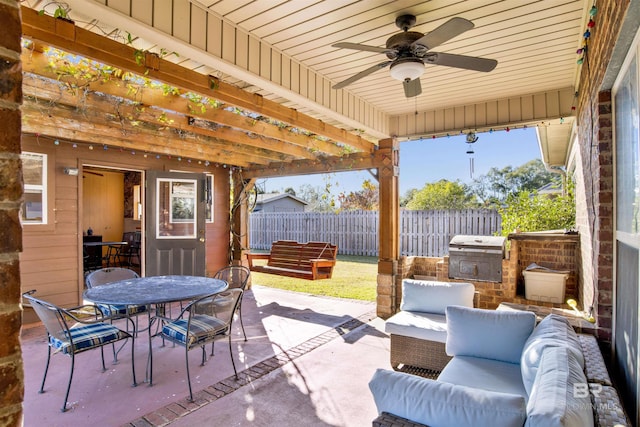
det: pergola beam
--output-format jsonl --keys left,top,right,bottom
{"left": 22, "top": 74, "right": 308, "bottom": 163}
{"left": 20, "top": 47, "right": 346, "bottom": 160}
{"left": 21, "top": 6, "right": 375, "bottom": 154}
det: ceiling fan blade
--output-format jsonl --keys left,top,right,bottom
{"left": 332, "top": 42, "right": 392, "bottom": 54}
{"left": 424, "top": 52, "right": 497, "bottom": 72}
{"left": 332, "top": 60, "right": 392, "bottom": 89}
{"left": 403, "top": 78, "right": 422, "bottom": 98}
{"left": 412, "top": 17, "right": 474, "bottom": 50}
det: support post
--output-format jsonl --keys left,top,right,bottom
{"left": 376, "top": 138, "right": 400, "bottom": 318}
{"left": 230, "top": 170, "right": 253, "bottom": 267}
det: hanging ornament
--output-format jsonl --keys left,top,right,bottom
{"left": 589, "top": 5, "right": 597, "bottom": 17}
{"left": 54, "top": 139, "right": 60, "bottom": 145}
{"left": 89, "top": 145, "right": 94, "bottom": 150}
{"left": 72, "top": 143, "right": 77, "bottom": 148}
{"left": 103, "top": 145, "right": 108, "bottom": 150}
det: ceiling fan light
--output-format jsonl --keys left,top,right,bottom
{"left": 389, "top": 60, "right": 424, "bottom": 81}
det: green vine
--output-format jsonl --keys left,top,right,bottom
{"left": 38, "top": 2, "right": 70, "bottom": 20}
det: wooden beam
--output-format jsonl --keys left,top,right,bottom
{"left": 23, "top": 74, "right": 307, "bottom": 163}
{"left": 21, "top": 48, "right": 346, "bottom": 158}
{"left": 21, "top": 7, "right": 376, "bottom": 153}
{"left": 21, "top": 101, "right": 271, "bottom": 166}
{"left": 377, "top": 138, "right": 400, "bottom": 261}
{"left": 242, "top": 150, "right": 386, "bottom": 179}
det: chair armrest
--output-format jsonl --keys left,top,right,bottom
{"left": 63, "top": 304, "right": 109, "bottom": 322}
{"left": 247, "top": 252, "right": 270, "bottom": 268}
{"left": 310, "top": 258, "right": 336, "bottom": 267}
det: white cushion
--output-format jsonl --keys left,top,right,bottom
{"left": 385, "top": 311, "right": 447, "bottom": 343}
{"left": 438, "top": 356, "right": 528, "bottom": 401}
{"left": 521, "top": 314, "right": 586, "bottom": 396}
{"left": 525, "top": 346, "right": 594, "bottom": 427}
{"left": 446, "top": 306, "right": 536, "bottom": 364}
{"left": 369, "top": 368, "right": 527, "bottom": 427}
{"left": 400, "top": 280, "right": 475, "bottom": 314}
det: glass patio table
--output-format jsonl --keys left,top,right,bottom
{"left": 83, "top": 275, "right": 228, "bottom": 385}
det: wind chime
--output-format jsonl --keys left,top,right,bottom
{"left": 465, "top": 131, "right": 478, "bottom": 178}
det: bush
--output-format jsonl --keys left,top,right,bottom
{"left": 498, "top": 191, "right": 575, "bottom": 236}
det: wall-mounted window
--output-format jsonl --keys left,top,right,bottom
{"left": 21, "top": 152, "right": 47, "bottom": 224}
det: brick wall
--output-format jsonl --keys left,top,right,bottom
{"left": 572, "top": 0, "right": 628, "bottom": 342}
{"left": 0, "top": 0, "right": 24, "bottom": 425}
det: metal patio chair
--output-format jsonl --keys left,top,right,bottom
{"left": 213, "top": 265, "right": 250, "bottom": 341}
{"left": 156, "top": 288, "right": 242, "bottom": 401}
{"left": 22, "top": 290, "right": 136, "bottom": 412}
{"left": 85, "top": 267, "right": 148, "bottom": 336}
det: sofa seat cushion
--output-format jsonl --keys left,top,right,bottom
{"left": 438, "top": 356, "right": 528, "bottom": 402}
{"left": 526, "top": 346, "right": 593, "bottom": 427}
{"left": 521, "top": 314, "right": 586, "bottom": 396}
{"left": 369, "top": 368, "right": 526, "bottom": 427}
{"left": 446, "top": 305, "right": 536, "bottom": 364}
{"left": 400, "top": 280, "right": 475, "bottom": 314}
{"left": 385, "top": 311, "right": 447, "bottom": 343}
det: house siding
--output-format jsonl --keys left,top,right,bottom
{"left": 20, "top": 134, "right": 231, "bottom": 323}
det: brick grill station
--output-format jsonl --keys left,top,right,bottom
{"left": 397, "top": 232, "right": 580, "bottom": 311}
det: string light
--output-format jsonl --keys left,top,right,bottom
{"left": 577, "top": 3, "right": 596, "bottom": 65}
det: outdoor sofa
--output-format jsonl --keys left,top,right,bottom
{"left": 370, "top": 306, "right": 630, "bottom": 427}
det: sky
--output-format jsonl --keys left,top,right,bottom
{"left": 260, "top": 127, "right": 543, "bottom": 199}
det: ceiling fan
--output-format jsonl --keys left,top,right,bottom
{"left": 332, "top": 15, "right": 498, "bottom": 98}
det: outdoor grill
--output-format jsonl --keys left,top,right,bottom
{"left": 448, "top": 235, "right": 506, "bottom": 282}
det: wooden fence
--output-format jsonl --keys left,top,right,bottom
{"left": 250, "top": 209, "right": 502, "bottom": 257}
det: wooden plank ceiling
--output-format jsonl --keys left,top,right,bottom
{"left": 20, "top": 0, "right": 589, "bottom": 173}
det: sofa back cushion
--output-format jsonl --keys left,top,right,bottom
{"left": 369, "top": 368, "right": 526, "bottom": 427}
{"left": 521, "top": 314, "right": 585, "bottom": 396}
{"left": 400, "top": 280, "right": 475, "bottom": 314}
{"left": 525, "top": 346, "right": 593, "bottom": 427}
{"left": 446, "top": 306, "right": 536, "bottom": 364}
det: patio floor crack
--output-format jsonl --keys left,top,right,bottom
{"left": 123, "top": 308, "right": 378, "bottom": 427}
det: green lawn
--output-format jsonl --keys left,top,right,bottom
{"left": 249, "top": 255, "right": 378, "bottom": 301}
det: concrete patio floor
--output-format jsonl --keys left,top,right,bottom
{"left": 21, "top": 285, "right": 388, "bottom": 426}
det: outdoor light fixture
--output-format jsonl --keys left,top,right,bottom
{"left": 389, "top": 58, "right": 425, "bottom": 82}
{"left": 64, "top": 167, "right": 79, "bottom": 176}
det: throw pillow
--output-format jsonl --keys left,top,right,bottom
{"left": 446, "top": 305, "right": 536, "bottom": 364}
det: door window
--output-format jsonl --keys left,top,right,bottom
{"left": 156, "top": 178, "right": 197, "bottom": 238}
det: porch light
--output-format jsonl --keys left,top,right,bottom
{"left": 389, "top": 59, "right": 424, "bottom": 82}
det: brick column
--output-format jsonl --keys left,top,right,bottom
{"left": 0, "top": 0, "right": 24, "bottom": 425}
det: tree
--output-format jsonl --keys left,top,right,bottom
{"left": 338, "top": 179, "right": 379, "bottom": 211}
{"left": 472, "top": 159, "right": 559, "bottom": 205}
{"left": 400, "top": 188, "right": 418, "bottom": 207}
{"left": 284, "top": 187, "right": 296, "bottom": 196}
{"left": 405, "top": 180, "right": 477, "bottom": 210}
{"left": 296, "top": 184, "right": 335, "bottom": 212}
